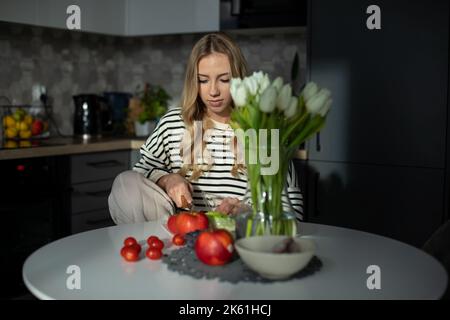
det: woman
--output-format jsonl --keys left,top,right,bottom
{"left": 108, "top": 32, "right": 303, "bottom": 224}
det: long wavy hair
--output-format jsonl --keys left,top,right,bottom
{"left": 178, "top": 32, "right": 248, "bottom": 180}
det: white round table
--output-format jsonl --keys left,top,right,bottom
{"left": 23, "top": 222, "right": 448, "bottom": 299}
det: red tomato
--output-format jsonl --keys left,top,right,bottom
{"left": 120, "top": 246, "right": 140, "bottom": 262}
{"left": 146, "top": 248, "right": 162, "bottom": 260}
{"left": 123, "top": 237, "right": 137, "bottom": 247}
{"left": 167, "top": 215, "right": 178, "bottom": 234}
{"left": 172, "top": 234, "right": 186, "bottom": 246}
{"left": 131, "top": 243, "right": 142, "bottom": 253}
{"left": 149, "top": 238, "right": 164, "bottom": 250}
{"left": 194, "top": 229, "right": 234, "bottom": 266}
{"left": 176, "top": 211, "right": 209, "bottom": 235}
{"left": 146, "top": 235, "right": 159, "bottom": 246}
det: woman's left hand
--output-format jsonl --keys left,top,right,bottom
{"left": 215, "top": 197, "right": 241, "bottom": 215}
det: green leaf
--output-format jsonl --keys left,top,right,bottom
{"left": 248, "top": 105, "right": 262, "bottom": 130}
{"left": 231, "top": 110, "right": 251, "bottom": 130}
{"left": 281, "top": 112, "right": 309, "bottom": 145}
{"left": 287, "top": 115, "right": 325, "bottom": 149}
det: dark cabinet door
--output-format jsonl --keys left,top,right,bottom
{"left": 70, "top": 151, "right": 130, "bottom": 234}
{"left": 308, "top": 0, "right": 449, "bottom": 168}
{"left": 0, "top": 156, "right": 71, "bottom": 299}
{"left": 306, "top": 160, "right": 444, "bottom": 247}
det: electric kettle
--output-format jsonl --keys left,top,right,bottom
{"left": 73, "top": 94, "right": 112, "bottom": 139}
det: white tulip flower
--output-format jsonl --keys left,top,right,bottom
{"left": 319, "top": 98, "right": 332, "bottom": 117}
{"left": 230, "top": 78, "right": 242, "bottom": 99}
{"left": 305, "top": 88, "right": 331, "bottom": 115}
{"left": 302, "top": 82, "right": 319, "bottom": 102}
{"left": 231, "top": 78, "right": 242, "bottom": 86}
{"left": 252, "top": 71, "right": 264, "bottom": 85}
{"left": 244, "top": 76, "right": 258, "bottom": 96}
{"left": 233, "top": 84, "right": 248, "bottom": 107}
{"left": 258, "top": 74, "right": 270, "bottom": 94}
{"left": 272, "top": 77, "right": 284, "bottom": 92}
{"left": 276, "top": 83, "right": 292, "bottom": 111}
{"left": 259, "top": 86, "right": 277, "bottom": 113}
{"left": 284, "top": 96, "right": 298, "bottom": 118}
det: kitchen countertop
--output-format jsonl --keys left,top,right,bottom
{"left": 0, "top": 137, "right": 308, "bottom": 161}
{"left": 0, "top": 137, "right": 147, "bottom": 160}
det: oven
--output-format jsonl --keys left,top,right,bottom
{"left": 0, "top": 156, "right": 71, "bottom": 299}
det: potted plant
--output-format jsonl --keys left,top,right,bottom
{"left": 131, "top": 83, "right": 171, "bottom": 137}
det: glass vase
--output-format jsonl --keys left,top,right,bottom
{"left": 235, "top": 144, "right": 298, "bottom": 239}
{"left": 235, "top": 208, "right": 298, "bottom": 239}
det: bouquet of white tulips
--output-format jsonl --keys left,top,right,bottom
{"left": 230, "top": 71, "right": 332, "bottom": 157}
{"left": 230, "top": 71, "right": 332, "bottom": 236}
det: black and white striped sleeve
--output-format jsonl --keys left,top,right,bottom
{"left": 283, "top": 160, "right": 304, "bottom": 221}
{"left": 133, "top": 116, "right": 172, "bottom": 183}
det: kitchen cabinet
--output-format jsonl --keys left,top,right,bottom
{"left": 0, "top": 156, "right": 71, "bottom": 299}
{"left": 130, "top": 149, "right": 141, "bottom": 169}
{"left": 126, "top": 0, "right": 219, "bottom": 36}
{"left": 70, "top": 150, "right": 129, "bottom": 234}
{"left": 0, "top": 146, "right": 141, "bottom": 297}
{"left": 0, "top": 0, "right": 125, "bottom": 35}
{"left": 0, "top": 0, "right": 36, "bottom": 26}
{"left": 0, "top": 0, "right": 219, "bottom": 36}
{"left": 37, "top": 0, "right": 126, "bottom": 35}
{"left": 308, "top": 0, "right": 448, "bottom": 168}
{"left": 305, "top": 0, "right": 450, "bottom": 246}
{"left": 219, "top": 0, "right": 307, "bottom": 30}
{"left": 305, "top": 161, "right": 444, "bottom": 247}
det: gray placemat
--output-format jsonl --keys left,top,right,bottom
{"left": 161, "top": 231, "right": 322, "bottom": 283}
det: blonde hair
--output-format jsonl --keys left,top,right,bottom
{"left": 179, "top": 32, "right": 248, "bottom": 180}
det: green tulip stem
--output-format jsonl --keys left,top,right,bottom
{"left": 287, "top": 116, "right": 326, "bottom": 150}
{"left": 282, "top": 112, "right": 310, "bottom": 145}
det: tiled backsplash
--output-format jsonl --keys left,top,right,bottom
{"left": 0, "top": 22, "right": 306, "bottom": 135}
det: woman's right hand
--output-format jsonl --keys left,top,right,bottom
{"left": 157, "top": 173, "right": 193, "bottom": 208}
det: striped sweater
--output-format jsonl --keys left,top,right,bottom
{"left": 133, "top": 108, "right": 304, "bottom": 220}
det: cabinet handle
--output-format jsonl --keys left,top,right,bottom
{"left": 231, "top": 0, "right": 241, "bottom": 15}
{"left": 313, "top": 172, "right": 320, "bottom": 217}
{"left": 72, "top": 189, "right": 111, "bottom": 197}
{"left": 85, "top": 189, "right": 111, "bottom": 197}
{"left": 86, "top": 217, "right": 112, "bottom": 226}
{"left": 316, "top": 132, "right": 321, "bottom": 152}
{"left": 86, "top": 160, "right": 123, "bottom": 168}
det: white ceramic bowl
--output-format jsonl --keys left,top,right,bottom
{"left": 235, "top": 235, "right": 316, "bottom": 280}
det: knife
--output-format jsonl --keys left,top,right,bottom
{"left": 176, "top": 194, "right": 193, "bottom": 213}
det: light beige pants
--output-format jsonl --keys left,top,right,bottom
{"left": 108, "top": 170, "right": 175, "bottom": 224}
